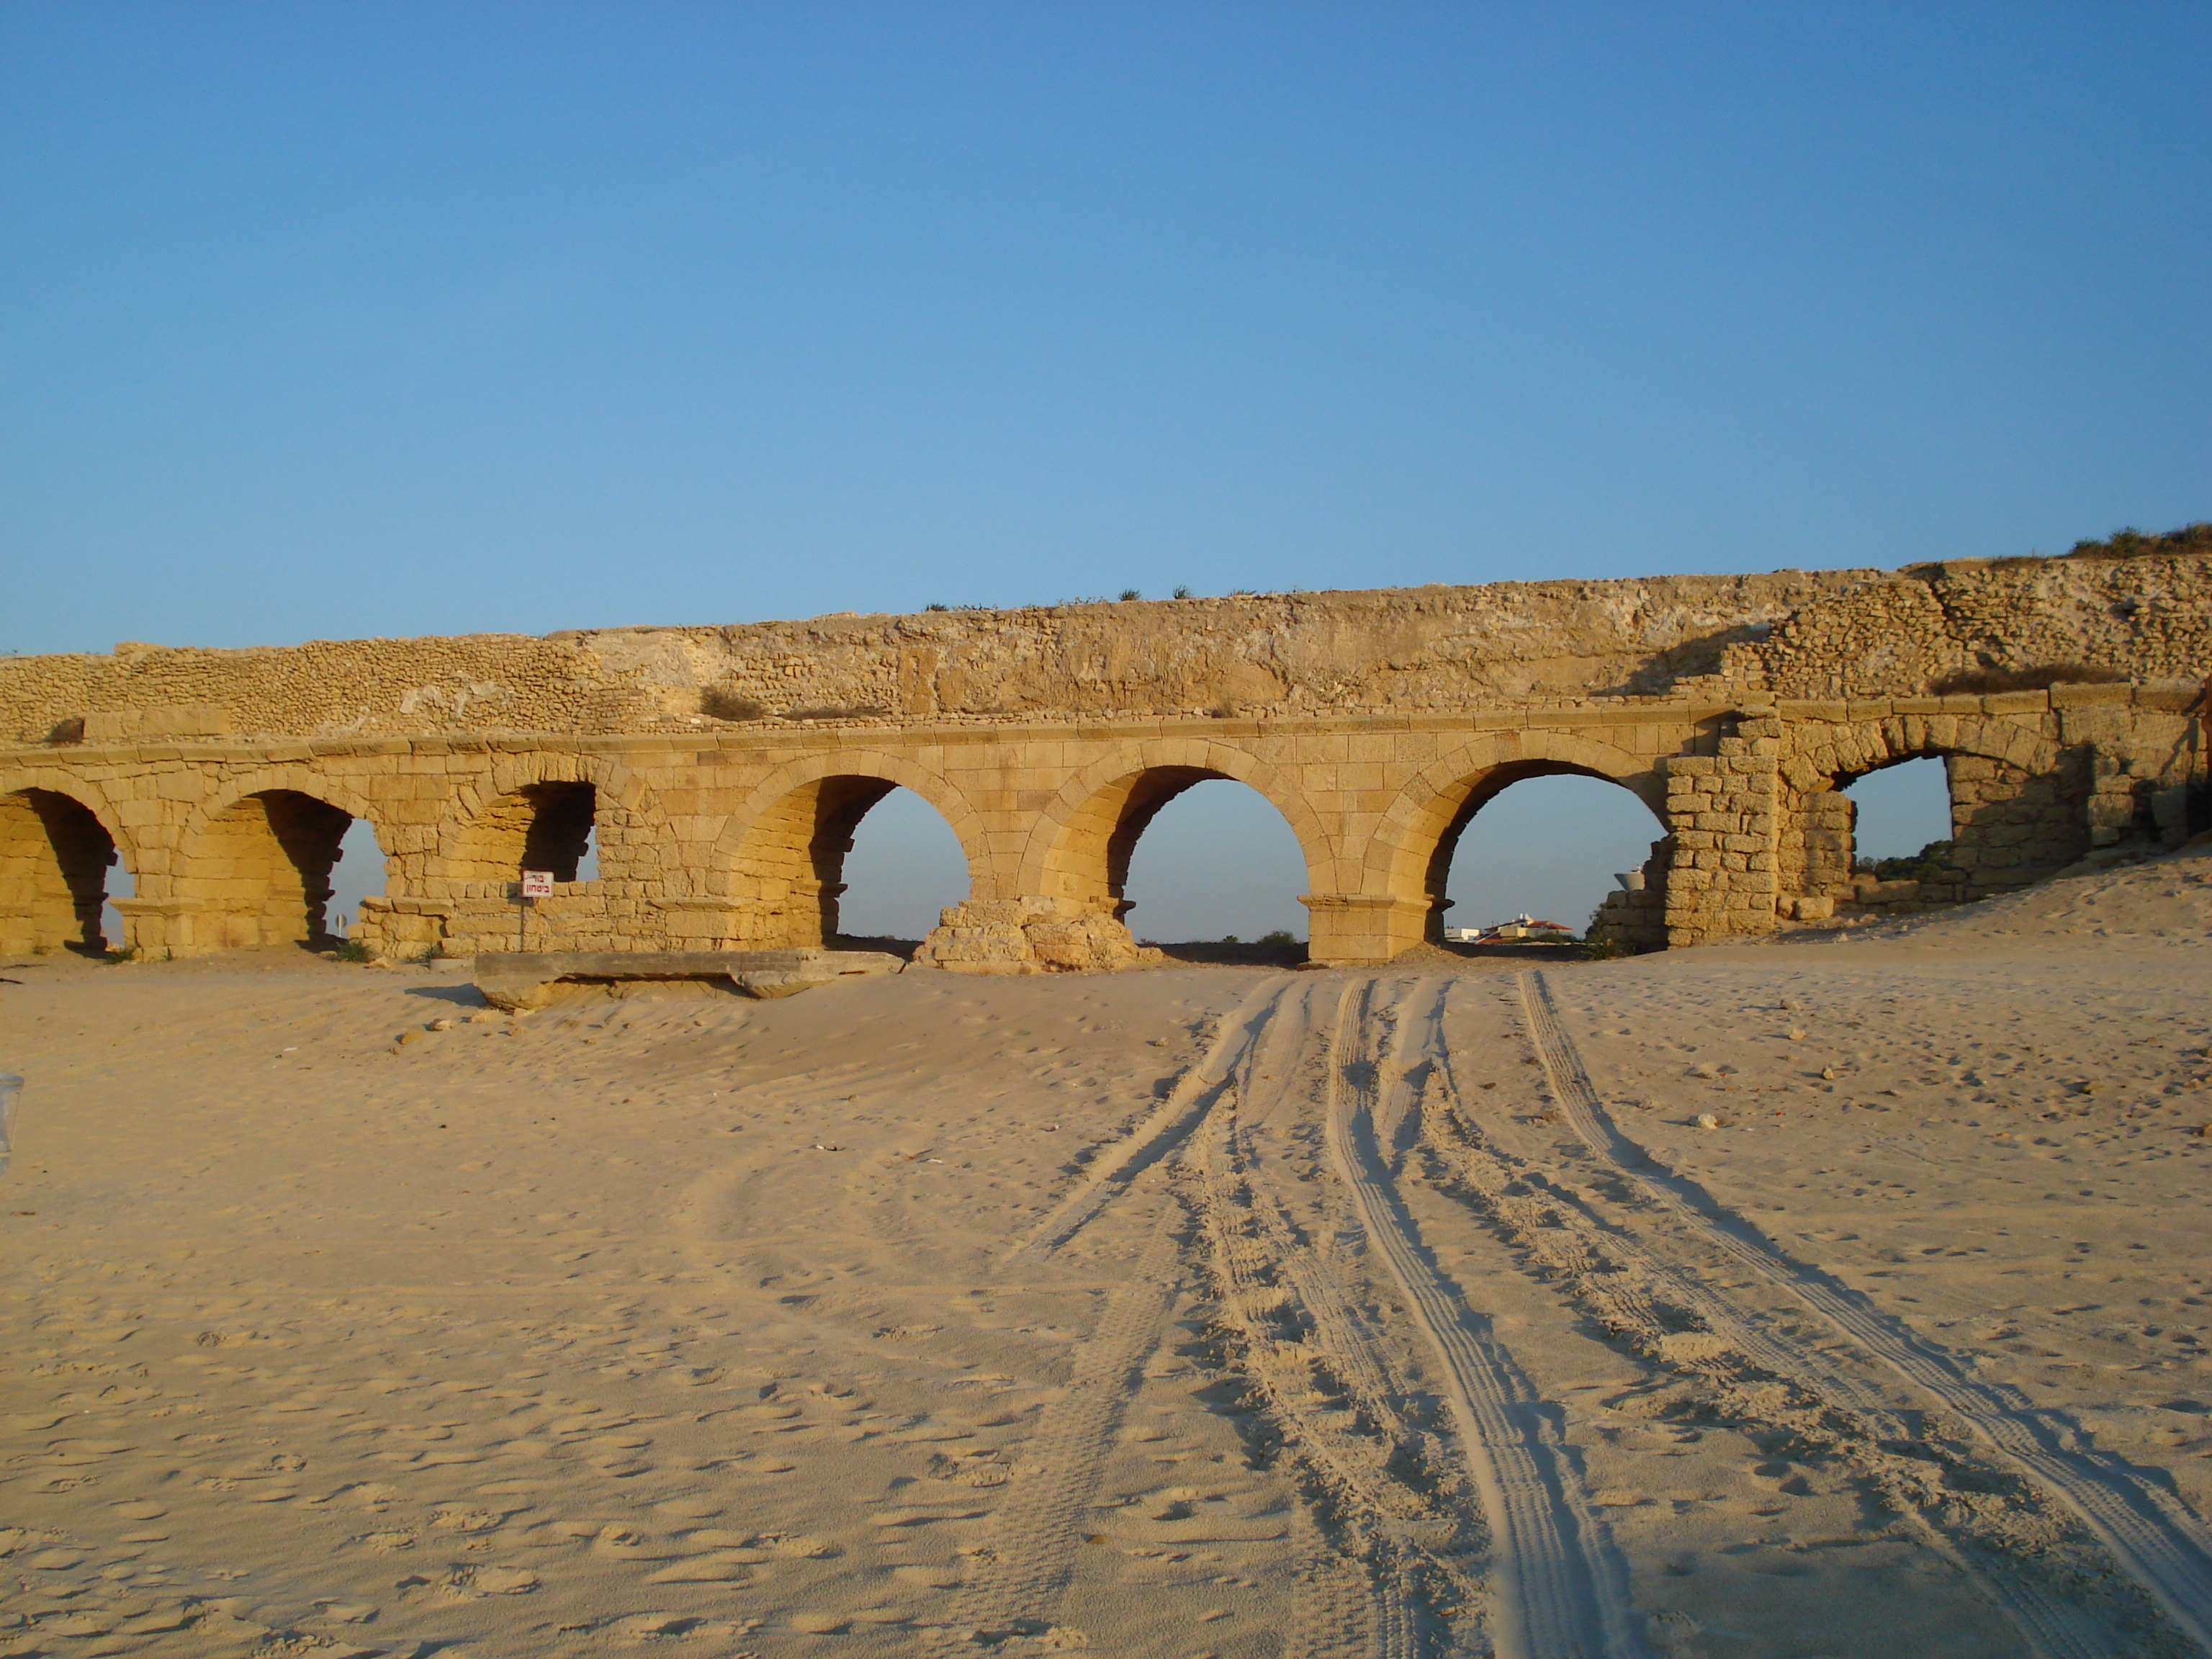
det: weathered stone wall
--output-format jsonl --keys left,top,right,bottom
{"left": 1727, "top": 556, "right": 2212, "bottom": 698}
{"left": 0, "top": 554, "right": 2202, "bottom": 968}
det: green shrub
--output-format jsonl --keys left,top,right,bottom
{"left": 1854, "top": 839, "right": 1956, "bottom": 883}
{"left": 1257, "top": 930, "right": 1295, "bottom": 946}
{"left": 2065, "top": 523, "right": 2212, "bottom": 561}
{"left": 333, "top": 938, "right": 377, "bottom": 963}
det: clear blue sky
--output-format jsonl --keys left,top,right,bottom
{"left": 14, "top": 4, "right": 2197, "bottom": 940}
{"left": 6, "top": 1, "right": 2206, "bottom": 656}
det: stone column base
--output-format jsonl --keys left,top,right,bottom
{"left": 1300, "top": 893, "right": 1429, "bottom": 965}
{"left": 914, "top": 896, "right": 1162, "bottom": 974}
{"left": 109, "top": 897, "right": 202, "bottom": 957}
{"left": 111, "top": 897, "right": 325, "bottom": 957}
{"left": 356, "top": 895, "right": 454, "bottom": 957}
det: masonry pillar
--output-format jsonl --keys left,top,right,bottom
{"left": 1663, "top": 714, "right": 1782, "bottom": 948}
{"left": 1301, "top": 894, "right": 1426, "bottom": 966}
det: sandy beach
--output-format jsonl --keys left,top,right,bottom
{"left": 6, "top": 847, "right": 2212, "bottom": 1658}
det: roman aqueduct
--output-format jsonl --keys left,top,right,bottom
{"left": 1, "top": 554, "right": 2203, "bottom": 968}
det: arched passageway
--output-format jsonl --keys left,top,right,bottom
{"left": 729, "top": 775, "right": 972, "bottom": 948}
{"left": 1121, "top": 779, "right": 1310, "bottom": 948}
{"left": 1844, "top": 756, "right": 1953, "bottom": 866}
{"left": 179, "top": 789, "right": 357, "bottom": 949}
{"left": 1037, "top": 765, "right": 1316, "bottom": 915}
{"left": 451, "top": 782, "right": 597, "bottom": 884}
{"left": 0, "top": 788, "right": 122, "bottom": 955}
{"left": 1017, "top": 763, "right": 1318, "bottom": 966}
{"left": 1792, "top": 739, "right": 2092, "bottom": 917}
{"left": 831, "top": 787, "right": 971, "bottom": 944}
{"left": 324, "top": 817, "right": 390, "bottom": 940}
{"left": 1429, "top": 765, "right": 1666, "bottom": 944}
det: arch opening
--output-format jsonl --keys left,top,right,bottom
{"left": 1430, "top": 765, "right": 1668, "bottom": 951}
{"left": 1790, "top": 754, "right": 1969, "bottom": 919}
{"left": 454, "top": 782, "right": 598, "bottom": 885}
{"left": 183, "top": 789, "right": 356, "bottom": 950}
{"left": 0, "top": 788, "right": 121, "bottom": 956}
{"left": 827, "top": 786, "right": 972, "bottom": 948}
{"left": 730, "top": 775, "right": 971, "bottom": 950}
{"left": 325, "top": 817, "right": 390, "bottom": 941}
{"left": 1794, "top": 742, "right": 2092, "bottom": 921}
{"left": 1120, "top": 778, "right": 1311, "bottom": 961}
{"left": 1843, "top": 756, "right": 1954, "bottom": 870}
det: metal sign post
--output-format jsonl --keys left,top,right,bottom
{"left": 518, "top": 869, "right": 554, "bottom": 951}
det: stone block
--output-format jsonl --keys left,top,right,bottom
{"left": 2048, "top": 682, "right": 2132, "bottom": 709}
{"left": 2136, "top": 681, "right": 2202, "bottom": 712}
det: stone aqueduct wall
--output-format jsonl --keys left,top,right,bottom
{"left": 0, "top": 555, "right": 2203, "bottom": 967}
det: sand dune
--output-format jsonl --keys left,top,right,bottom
{"left": 5, "top": 846, "right": 2212, "bottom": 1656}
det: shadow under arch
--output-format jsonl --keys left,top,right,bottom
{"left": 710, "top": 752, "right": 989, "bottom": 948}
{"left": 1370, "top": 734, "right": 1665, "bottom": 940}
{"left": 179, "top": 768, "right": 393, "bottom": 950}
{"left": 0, "top": 772, "right": 130, "bottom": 955}
{"left": 1016, "top": 739, "right": 1328, "bottom": 920}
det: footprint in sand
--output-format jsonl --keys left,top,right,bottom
{"left": 646, "top": 1556, "right": 755, "bottom": 1583}
{"left": 594, "top": 1525, "right": 684, "bottom": 1560}
{"left": 891, "top": 1564, "right": 964, "bottom": 1588}
{"left": 468, "top": 1565, "right": 541, "bottom": 1594}
{"left": 610, "top": 1613, "right": 706, "bottom": 1640}
{"left": 671, "top": 1529, "right": 765, "bottom": 1553}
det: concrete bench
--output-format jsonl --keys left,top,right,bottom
{"left": 475, "top": 948, "right": 902, "bottom": 1011}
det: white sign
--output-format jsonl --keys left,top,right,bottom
{"left": 519, "top": 870, "right": 555, "bottom": 899}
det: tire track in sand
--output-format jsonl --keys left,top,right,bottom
{"left": 927, "top": 1173, "right": 1188, "bottom": 1654}
{"left": 925, "top": 980, "right": 1290, "bottom": 1649}
{"left": 1416, "top": 981, "right": 2140, "bottom": 1658}
{"left": 1518, "top": 968, "right": 2212, "bottom": 1656}
{"left": 1329, "top": 975, "right": 1652, "bottom": 1659}
{"left": 1006, "top": 975, "right": 1293, "bottom": 1262}
{"left": 1187, "top": 976, "right": 1457, "bottom": 1659}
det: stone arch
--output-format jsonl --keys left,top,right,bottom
{"left": 1015, "top": 740, "right": 1330, "bottom": 917}
{"left": 186, "top": 765, "right": 386, "bottom": 840}
{"left": 709, "top": 751, "right": 988, "bottom": 948}
{"left": 1783, "top": 712, "right": 2059, "bottom": 797}
{"left": 437, "top": 751, "right": 668, "bottom": 891}
{"left": 174, "top": 768, "right": 392, "bottom": 950}
{"left": 1366, "top": 732, "right": 1663, "bottom": 941}
{"left": 1782, "top": 711, "right": 2082, "bottom": 904}
{"left": 0, "top": 770, "right": 128, "bottom": 956}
